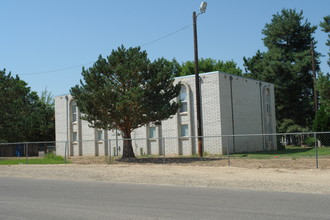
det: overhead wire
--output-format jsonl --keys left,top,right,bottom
{"left": 23, "top": 62, "right": 95, "bottom": 75}
{"left": 141, "top": 24, "right": 191, "bottom": 47}
{"left": 20, "top": 24, "right": 192, "bottom": 76}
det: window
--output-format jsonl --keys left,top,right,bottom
{"left": 265, "top": 88, "right": 270, "bottom": 114}
{"left": 266, "top": 103, "right": 270, "bottom": 114}
{"left": 179, "top": 85, "right": 188, "bottom": 113}
{"left": 72, "top": 131, "right": 77, "bottom": 142}
{"left": 97, "top": 130, "right": 103, "bottom": 141}
{"left": 264, "top": 88, "right": 271, "bottom": 115}
{"left": 72, "top": 102, "right": 77, "bottom": 123}
{"left": 180, "top": 124, "right": 189, "bottom": 137}
{"left": 148, "top": 127, "right": 156, "bottom": 139}
{"left": 268, "top": 123, "right": 272, "bottom": 133}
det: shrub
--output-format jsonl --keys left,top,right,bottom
{"left": 313, "top": 106, "right": 330, "bottom": 146}
{"left": 45, "top": 152, "right": 64, "bottom": 161}
{"left": 304, "top": 137, "right": 316, "bottom": 147}
{"left": 313, "top": 105, "right": 330, "bottom": 131}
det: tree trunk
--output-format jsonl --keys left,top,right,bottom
{"left": 121, "top": 131, "right": 136, "bottom": 159}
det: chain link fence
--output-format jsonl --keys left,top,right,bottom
{"left": 131, "top": 132, "right": 330, "bottom": 169}
{"left": 1, "top": 132, "right": 329, "bottom": 168}
{"left": 0, "top": 141, "right": 57, "bottom": 164}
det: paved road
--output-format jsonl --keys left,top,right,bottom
{"left": 0, "top": 177, "right": 329, "bottom": 220}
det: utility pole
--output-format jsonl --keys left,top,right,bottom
{"left": 310, "top": 40, "right": 318, "bottom": 113}
{"left": 193, "top": 11, "right": 203, "bottom": 157}
{"left": 193, "top": 2, "right": 207, "bottom": 157}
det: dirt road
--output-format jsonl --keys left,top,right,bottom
{"left": 1, "top": 164, "right": 329, "bottom": 194}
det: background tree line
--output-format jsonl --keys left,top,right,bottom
{"left": 313, "top": 16, "right": 330, "bottom": 133}
{"left": 1, "top": 9, "right": 329, "bottom": 145}
{"left": 0, "top": 69, "right": 55, "bottom": 143}
{"left": 243, "top": 10, "right": 330, "bottom": 133}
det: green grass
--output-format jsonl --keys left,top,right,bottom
{"left": 0, "top": 153, "right": 66, "bottom": 165}
{"left": 231, "top": 146, "right": 330, "bottom": 159}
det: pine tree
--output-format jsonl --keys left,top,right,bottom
{"left": 320, "top": 16, "right": 330, "bottom": 66}
{"left": 0, "top": 69, "right": 54, "bottom": 142}
{"left": 244, "top": 9, "right": 318, "bottom": 131}
{"left": 70, "top": 46, "right": 181, "bottom": 159}
{"left": 312, "top": 16, "right": 330, "bottom": 137}
{"left": 179, "top": 58, "right": 242, "bottom": 77}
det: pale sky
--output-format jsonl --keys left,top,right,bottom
{"left": 1, "top": 0, "right": 329, "bottom": 96}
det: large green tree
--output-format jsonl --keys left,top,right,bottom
{"left": 70, "top": 46, "right": 181, "bottom": 159}
{"left": 244, "top": 9, "right": 318, "bottom": 132}
{"left": 0, "top": 69, "right": 31, "bottom": 142}
{"left": 0, "top": 70, "right": 55, "bottom": 142}
{"left": 320, "top": 15, "right": 330, "bottom": 66}
{"left": 175, "top": 58, "right": 242, "bottom": 77}
{"left": 317, "top": 73, "right": 330, "bottom": 113}
{"left": 313, "top": 15, "right": 330, "bottom": 137}
{"left": 33, "top": 89, "right": 55, "bottom": 142}
{"left": 318, "top": 15, "right": 330, "bottom": 114}
{"left": 313, "top": 73, "right": 330, "bottom": 133}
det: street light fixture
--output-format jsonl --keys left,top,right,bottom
{"left": 193, "top": 2, "right": 207, "bottom": 157}
{"left": 199, "top": 2, "right": 207, "bottom": 13}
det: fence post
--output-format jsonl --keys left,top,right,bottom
{"left": 200, "top": 136, "right": 203, "bottom": 161}
{"left": 64, "top": 141, "right": 67, "bottom": 164}
{"left": 162, "top": 137, "right": 165, "bottom": 164}
{"left": 227, "top": 136, "right": 230, "bottom": 166}
{"left": 314, "top": 132, "right": 319, "bottom": 169}
{"left": 108, "top": 139, "right": 111, "bottom": 164}
{"left": 25, "top": 143, "right": 28, "bottom": 164}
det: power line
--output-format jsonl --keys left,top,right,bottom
{"left": 141, "top": 24, "right": 192, "bottom": 47}
{"left": 21, "top": 24, "right": 192, "bottom": 76}
{"left": 23, "top": 62, "right": 94, "bottom": 75}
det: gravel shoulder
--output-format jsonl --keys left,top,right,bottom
{"left": 1, "top": 163, "right": 330, "bottom": 194}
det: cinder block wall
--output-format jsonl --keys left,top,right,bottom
{"left": 55, "top": 71, "right": 276, "bottom": 156}
{"left": 218, "top": 73, "right": 276, "bottom": 153}
{"left": 55, "top": 95, "right": 67, "bottom": 156}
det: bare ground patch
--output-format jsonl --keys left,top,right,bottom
{"left": 69, "top": 156, "right": 330, "bottom": 169}
{"left": 1, "top": 156, "right": 330, "bottom": 194}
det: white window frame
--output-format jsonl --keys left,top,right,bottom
{"left": 72, "top": 131, "right": 78, "bottom": 142}
{"left": 148, "top": 127, "right": 157, "bottom": 139}
{"left": 179, "top": 85, "right": 188, "bottom": 113}
{"left": 72, "top": 103, "right": 77, "bottom": 123}
{"left": 180, "top": 124, "right": 189, "bottom": 137}
{"left": 97, "top": 130, "right": 103, "bottom": 142}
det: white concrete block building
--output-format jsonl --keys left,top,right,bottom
{"left": 55, "top": 71, "right": 277, "bottom": 157}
